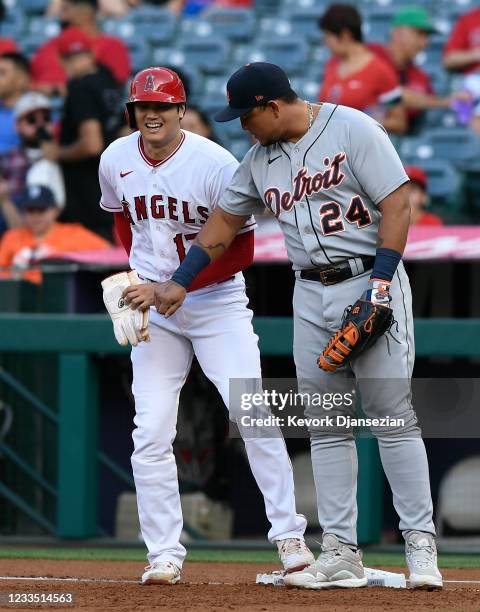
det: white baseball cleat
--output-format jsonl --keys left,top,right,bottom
{"left": 284, "top": 534, "right": 368, "bottom": 589}
{"left": 277, "top": 538, "right": 315, "bottom": 573}
{"left": 405, "top": 531, "right": 443, "bottom": 589}
{"left": 141, "top": 561, "right": 181, "bottom": 585}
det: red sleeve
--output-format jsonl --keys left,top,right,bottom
{"left": 114, "top": 212, "right": 132, "bottom": 255}
{"left": 95, "top": 36, "right": 131, "bottom": 84}
{"left": 188, "top": 230, "right": 254, "bottom": 292}
{"left": 375, "top": 59, "right": 402, "bottom": 105}
{"left": 444, "top": 13, "right": 470, "bottom": 54}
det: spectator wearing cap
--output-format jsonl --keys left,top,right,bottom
{"left": 31, "top": 0, "right": 130, "bottom": 95}
{"left": 0, "top": 92, "right": 66, "bottom": 237}
{"left": 444, "top": 7, "right": 480, "bottom": 74}
{"left": 0, "top": 53, "right": 30, "bottom": 155}
{"left": 318, "top": 4, "right": 407, "bottom": 134}
{"left": 40, "top": 26, "right": 122, "bottom": 240}
{"left": 406, "top": 165, "right": 443, "bottom": 226}
{"left": 369, "top": 7, "right": 470, "bottom": 133}
{"left": 0, "top": 184, "right": 109, "bottom": 283}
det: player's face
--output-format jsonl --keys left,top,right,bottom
{"left": 134, "top": 102, "right": 184, "bottom": 147}
{"left": 240, "top": 106, "right": 280, "bottom": 146}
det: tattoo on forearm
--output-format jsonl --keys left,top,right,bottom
{"left": 197, "top": 239, "right": 227, "bottom": 254}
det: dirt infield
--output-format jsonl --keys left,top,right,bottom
{"left": 0, "top": 560, "right": 479, "bottom": 612}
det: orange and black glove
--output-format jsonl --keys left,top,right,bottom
{"left": 318, "top": 280, "right": 393, "bottom": 372}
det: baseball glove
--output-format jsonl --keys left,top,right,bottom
{"left": 317, "top": 281, "right": 394, "bottom": 372}
{"left": 102, "top": 270, "right": 150, "bottom": 347}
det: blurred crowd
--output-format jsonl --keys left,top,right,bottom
{"left": 0, "top": 0, "right": 479, "bottom": 282}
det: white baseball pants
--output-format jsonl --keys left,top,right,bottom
{"left": 130, "top": 275, "right": 307, "bottom": 567}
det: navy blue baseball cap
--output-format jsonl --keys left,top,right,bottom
{"left": 16, "top": 185, "right": 56, "bottom": 210}
{"left": 214, "top": 62, "right": 295, "bottom": 122}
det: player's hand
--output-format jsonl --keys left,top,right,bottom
{"left": 102, "top": 270, "right": 150, "bottom": 346}
{"left": 153, "top": 281, "right": 187, "bottom": 318}
{"left": 122, "top": 282, "right": 155, "bottom": 311}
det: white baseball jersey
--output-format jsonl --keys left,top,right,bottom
{"left": 99, "top": 130, "right": 255, "bottom": 282}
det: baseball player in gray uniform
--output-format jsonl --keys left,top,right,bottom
{"left": 153, "top": 63, "right": 443, "bottom": 590}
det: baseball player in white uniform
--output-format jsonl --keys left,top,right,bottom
{"left": 99, "top": 67, "right": 314, "bottom": 585}
{"left": 153, "top": 63, "right": 443, "bottom": 590}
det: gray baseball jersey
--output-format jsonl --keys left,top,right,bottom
{"left": 219, "top": 103, "right": 409, "bottom": 268}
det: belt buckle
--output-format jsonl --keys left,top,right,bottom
{"left": 319, "top": 267, "right": 338, "bottom": 286}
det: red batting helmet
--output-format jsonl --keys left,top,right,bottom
{"left": 125, "top": 67, "right": 187, "bottom": 129}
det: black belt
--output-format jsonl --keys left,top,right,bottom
{"left": 299, "top": 256, "right": 374, "bottom": 286}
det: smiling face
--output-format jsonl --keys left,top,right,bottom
{"left": 134, "top": 101, "right": 185, "bottom": 149}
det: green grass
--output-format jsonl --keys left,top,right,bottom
{"left": 0, "top": 548, "right": 478, "bottom": 569}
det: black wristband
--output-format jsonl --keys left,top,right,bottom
{"left": 370, "top": 247, "right": 402, "bottom": 282}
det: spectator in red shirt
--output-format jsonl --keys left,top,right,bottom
{"left": 369, "top": 7, "right": 467, "bottom": 132}
{"left": 31, "top": 0, "right": 130, "bottom": 95}
{"left": 405, "top": 165, "right": 443, "bottom": 226}
{"left": 318, "top": 4, "right": 407, "bottom": 134}
{"left": 444, "top": 7, "right": 480, "bottom": 73}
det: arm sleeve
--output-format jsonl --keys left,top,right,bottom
{"left": 99, "top": 156, "right": 122, "bottom": 212}
{"left": 188, "top": 230, "right": 254, "bottom": 292}
{"left": 114, "top": 211, "right": 132, "bottom": 255}
{"left": 349, "top": 114, "right": 409, "bottom": 205}
{"left": 376, "top": 62, "right": 403, "bottom": 106}
{"left": 218, "top": 148, "right": 266, "bottom": 216}
{"left": 444, "top": 14, "right": 469, "bottom": 54}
